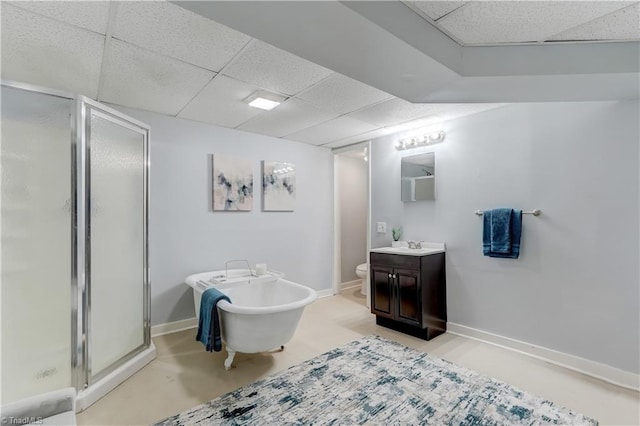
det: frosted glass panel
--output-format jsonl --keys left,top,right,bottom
{"left": 89, "top": 111, "right": 145, "bottom": 378}
{"left": 1, "top": 86, "right": 72, "bottom": 402}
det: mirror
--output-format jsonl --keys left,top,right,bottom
{"left": 401, "top": 153, "right": 435, "bottom": 202}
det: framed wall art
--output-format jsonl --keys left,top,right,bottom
{"left": 212, "top": 154, "right": 253, "bottom": 211}
{"left": 262, "top": 161, "right": 295, "bottom": 212}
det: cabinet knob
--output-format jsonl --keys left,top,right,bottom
{"left": 388, "top": 273, "right": 392, "bottom": 278}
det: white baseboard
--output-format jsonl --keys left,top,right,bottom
{"left": 151, "top": 317, "right": 198, "bottom": 337}
{"left": 341, "top": 279, "right": 362, "bottom": 290}
{"left": 316, "top": 288, "right": 334, "bottom": 298}
{"left": 447, "top": 322, "right": 639, "bottom": 391}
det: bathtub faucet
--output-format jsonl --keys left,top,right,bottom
{"left": 225, "top": 259, "right": 257, "bottom": 277}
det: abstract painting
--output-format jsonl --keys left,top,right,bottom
{"left": 262, "top": 161, "right": 296, "bottom": 211}
{"left": 212, "top": 154, "right": 253, "bottom": 211}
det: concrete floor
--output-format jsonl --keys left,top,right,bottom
{"left": 77, "top": 289, "right": 639, "bottom": 425}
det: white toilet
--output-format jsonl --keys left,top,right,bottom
{"left": 355, "top": 263, "right": 368, "bottom": 295}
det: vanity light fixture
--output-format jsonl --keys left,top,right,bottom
{"left": 243, "top": 90, "right": 287, "bottom": 111}
{"left": 273, "top": 165, "right": 294, "bottom": 175}
{"left": 395, "top": 131, "right": 446, "bottom": 151}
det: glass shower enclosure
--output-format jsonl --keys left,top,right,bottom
{"left": 1, "top": 81, "right": 154, "bottom": 411}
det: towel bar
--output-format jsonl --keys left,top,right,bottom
{"left": 475, "top": 209, "right": 541, "bottom": 216}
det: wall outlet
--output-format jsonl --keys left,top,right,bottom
{"left": 376, "top": 222, "right": 387, "bottom": 233}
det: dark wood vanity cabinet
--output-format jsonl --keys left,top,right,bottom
{"left": 370, "top": 251, "right": 446, "bottom": 340}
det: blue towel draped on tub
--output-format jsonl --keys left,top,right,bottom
{"left": 196, "top": 288, "right": 230, "bottom": 352}
{"left": 483, "top": 208, "right": 522, "bottom": 259}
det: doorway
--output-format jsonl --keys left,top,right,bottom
{"left": 333, "top": 142, "right": 371, "bottom": 308}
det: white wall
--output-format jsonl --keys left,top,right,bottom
{"left": 370, "top": 101, "right": 639, "bottom": 374}
{"left": 112, "top": 106, "right": 334, "bottom": 326}
{"left": 337, "top": 155, "right": 367, "bottom": 282}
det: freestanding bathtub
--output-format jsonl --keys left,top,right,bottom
{"left": 185, "top": 269, "right": 317, "bottom": 370}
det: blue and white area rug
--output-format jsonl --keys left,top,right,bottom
{"left": 155, "top": 336, "right": 597, "bottom": 425}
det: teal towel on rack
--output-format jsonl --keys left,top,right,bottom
{"left": 483, "top": 208, "right": 522, "bottom": 259}
{"left": 489, "top": 208, "right": 512, "bottom": 253}
{"left": 196, "top": 288, "right": 230, "bottom": 352}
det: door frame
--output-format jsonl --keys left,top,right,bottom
{"left": 77, "top": 97, "right": 151, "bottom": 388}
{"left": 332, "top": 141, "right": 372, "bottom": 307}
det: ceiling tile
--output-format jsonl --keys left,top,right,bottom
{"left": 549, "top": 3, "right": 640, "bottom": 41}
{"left": 383, "top": 103, "right": 505, "bottom": 133}
{"left": 295, "top": 73, "right": 393, "bottom": 115}
{"left": 327, "top": 103, "right": 505, "bottom": 147}
{"left": 347, "top": 98, "right": 444, "bottom": 127}
{"left": 100, "top": 39, "right": 215, "bottom": 116}
{"left": 223, "top": 40, "right": 333, "bottom": 96}
{"left": 178, "top": 75, "right": 264, "bottom": 128}
{"left": 0, "top": 3, "right": 104, "bottom": 98}
{"left": 438, "top": 1, "right": 634, "bottom": 44}
{"left": 384, "top": 116, "right": 450, "bottom": 135}
{"left": 113, "top": 1, "right": 250, "bottom": 72}
{"left": 8, "top": 1, "right": 110, "bottom": 34}
{"left": 285, "top": 116, "right": 379, "bottom": 145}
{"left": 406, "top": 1, "right": 467, "bottom": 21}
{"left": 237, "top": 99, "right": 338, "bottom": 138}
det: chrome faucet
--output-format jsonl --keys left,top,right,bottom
{"left": 407, "top": 240, "right": 422, "bottom": 249}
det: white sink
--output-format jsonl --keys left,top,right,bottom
{"left": 370, "top": 244, "right": 445, "bottom": 256}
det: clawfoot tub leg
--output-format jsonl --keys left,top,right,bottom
{"left": 224, "top": 349, "right": 236, "bottom": 371}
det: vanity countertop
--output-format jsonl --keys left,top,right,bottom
{"left": 370, "top": 243, "right": 445, "bottom": 257}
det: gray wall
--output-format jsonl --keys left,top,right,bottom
{"left": 371, "top": 139, "right": 405, "bottom": 249}
{"left": 112, "top": 106, "right": 334, "bottom": 326}
{"left": 337, "top": 155, "right": 367, "bottom": 283}
{"left": 370, "top": 101, "right": 640, "bottom": 373}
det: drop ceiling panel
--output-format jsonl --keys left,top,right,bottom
{"left": 113, "top": 1, "right": 250, "bottom": 72}
{"left": 178, "top": 75, "right": 264, "bottom": 128}
{"left": 0, "top": 4, "right": 104, "bottom": 98}
{"left": 327, "top": 103, "right": 504, "bottom": 147}
{"left": 550, "top": 3, "right": 640, "bottom": 41}
{"left": 347, "top": 98, "right": 445, "bottom": 127}
{"left": 100, "top": 39, "right": 215, "bottom": 116}
{"left": 295, "top": 73, "right": 393, "bottom": 114}
{"left": 407, "top": 1, "right": 467, "bottom": 21}
{"left": 438, "top": 1, "right": 634, "bottom": 44}
{"left": 384, "top": 116, "right": 449, "bottom": 135}
{"left": 223, "top": 40, "right": 333, "bottom": 96}
{"left": 8, "top": 1, "right": 110, "bottom": 34}
{"left": 285, "top": 116, "right": 378, "bottom": 145}
{"left": 238, "top": 99, "right": 338, "bottom": 138}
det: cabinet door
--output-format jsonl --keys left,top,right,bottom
{"left": 395, "top": 267, "right": 421, "bottom": 326}
{"left": 370, "top": 265, "right": 394, "bottom": 318}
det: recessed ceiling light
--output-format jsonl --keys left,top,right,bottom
{"left": 243, "top": 90, "right": 287, "bottom": 111}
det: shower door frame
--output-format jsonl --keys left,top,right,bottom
{"left": 1, "top": 80, "right": 151, "bottom": 395}
{"left": 75, "top": 96, "right": 151, "bottom": 389}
